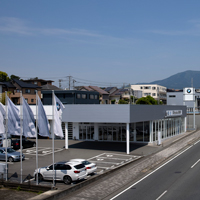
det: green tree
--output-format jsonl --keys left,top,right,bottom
{"left": 136, "top": 97, "right": 152, "bottom": 105}
{"left": 0, "top": 71, "right": 9, "bottom": 82}
{"left": 111, "top": 99, "right": 116, "bottom": 104}
{"left": 136, "top": 95, "right": 159, "bottom": 105}
{"left": 118, "top": 99, "right": 129, "bottom": 104}
{"left": 10, "top": 74, "right": 20, "bottom": 80}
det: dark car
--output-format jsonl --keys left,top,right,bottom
{"left": 11, "top": 138, "right": 36, "bottom": 150}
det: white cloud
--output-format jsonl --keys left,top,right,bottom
{"left": 147, "top": 19, "right": 200, "bottom": 36}
{"left": 0, "top": 17, "right": 33, "bottom": 35}
{"left": 0, "top": 17, "right": 139, "bottom": 47}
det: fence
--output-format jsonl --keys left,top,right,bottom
{"left": 0, "top": 172, "right": 51, "bottom": 192}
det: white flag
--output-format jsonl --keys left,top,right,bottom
{"left": 23, "top": 97, "right": 36, "bottom": 138}
{"left": 53, "top": 93, "right": 65, "bottom": 138}
{"left": 7, "top": 97, "right": 21, "bottom": 135}
{"left": 37, "top": 95, "right": 50, "bottom": 137}
{"left": 0, "top": 102, "right": 5, "bottom": 134}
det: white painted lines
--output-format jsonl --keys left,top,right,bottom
{"left": 87, "top": 152, "right": 141, "bottom": 174}
{"left": 24, "top": 178, "right": 35, "bottom": 183}
{"left": 156, "top": 191, "right": 167, "bottom": 200}
{"left": 23, "top": 147, "right": 63, "bottom": 156}
{"left": 194, "top": 140, "right": 200, "bottom": 145}
{"left": 110, "top": 146, "right": 193, "bottom": 200}
{"left": 191, "top": 159, "right": 200, "bottom": 168}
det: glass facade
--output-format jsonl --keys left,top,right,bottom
{"left": 78, "top": 117, "right": 185, "bottom": 143}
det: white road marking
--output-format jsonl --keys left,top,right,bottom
{"left": 194, "top": 140, "right": 200, "bottom": 145}
{"left": 110, "top": 145, "right": 193, "bottom": 200}
{"left": 97, "top": 158, "right": 104, "bottom": 161}
{"left": 23, "top": 147, "right": 63, "bottom": 156}
{"left": 97, "top": 166, "right": 109, "bottom": 169}
{"left": 156, "top": 191, "right": 167, "bottom": 200}
{"left": 24, "top": 178, "right": 35, "bottom": 183}
{"left": 92, "top": 161, "right": 119, "bottom": 164}
{"left": 87, "top": 153, "right": 106, "bottom": 160}
{"left": 191, "top": 159, "right": 200, "bottom": 168}
{"left": 95, "top": 157, "right": 132, "bottom": 161}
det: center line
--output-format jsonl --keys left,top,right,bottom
{"left": 191, "top": 159, "right": 200, "bottom": 168}
{"left": 156, "top": 190, "right": 167, "bottom": 200}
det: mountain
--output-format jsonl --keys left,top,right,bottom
{"left": 148, "top": 70, "right": 200, "bottom": 89}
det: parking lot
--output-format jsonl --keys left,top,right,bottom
{"left": 0, "top": 139, "right": 159, "bottom": 189}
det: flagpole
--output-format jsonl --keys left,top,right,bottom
{"left": 36, "top": 91, "right": 38, "bottom": 185}
{"left": 5, "top": 91, "right": 8, "bottom": 181}
{"left": 52, "top": 90, "right": 55, "bottom": 187}
{"left": 20, "top": 91, "right": 23, "bottom": 183}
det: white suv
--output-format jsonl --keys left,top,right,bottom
{"left": 34, "top": 161, "right": 87, "bottom": 184}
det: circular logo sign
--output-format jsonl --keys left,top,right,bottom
{"left": 187, "top": 89, "right": 191, "bottom": 93}
{"left": 56, "top": 102, "right": 60, "bottom": 111}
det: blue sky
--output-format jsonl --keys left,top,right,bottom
{"left": 0, "top": 1, "right": 200, "bottom": 88}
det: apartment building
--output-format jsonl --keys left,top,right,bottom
{"left": 131, "top": 84, "right": 167, "bottom": 104}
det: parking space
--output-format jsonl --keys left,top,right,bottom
{"left": 22, "top": 147, "right": 64, "bottom": 156}
{"left": 4, "top": 139, "right": 151, "bottom": 188}
{"left": 88, "top": 153, "right": 141, "bottom": 174}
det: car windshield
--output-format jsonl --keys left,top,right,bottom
{"left": 82, "top": 161, "right": 91, "bottom": 165}
{"left": 74, "top": 164, "right": 85, "bottom": 169}
{"left": 7, "top": 148, "right": 16, "bottom": 153}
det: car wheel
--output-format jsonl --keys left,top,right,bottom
{"left": 33, "top": 143, "right": 36, "bottom": 147}
{"left": 8, "top": 157, "right": 14, "bottom": 162}
{"left": 35, "top": 173, "right": 43, "bottom": 181}
{"left": 63, "top": 175, "right": 72, "bottom": 185}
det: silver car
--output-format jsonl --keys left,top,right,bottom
{"left": 34, "top": 161, "right": 88, "bottom": 184}
{"left": 69, "top": 159, "right": 97, "bottom": 175}
{"left": 0, "top": 147, "right": 25, "bottom": 162}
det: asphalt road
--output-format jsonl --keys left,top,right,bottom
{"left": 112, "top": 139, "right": 200, "bottom": 200}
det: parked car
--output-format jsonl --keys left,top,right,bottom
{"left": 0, "top": 147, "right": 25, "bottom": 162}
{"left": 11, "top": 138, "right": 36, "bottom": 150}
{"left": 69, "top": 159, "right": 97, "bottom": 175}
{"left": 34, "top": 161, "right": 87, "bottom": 184}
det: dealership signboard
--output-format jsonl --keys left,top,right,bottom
{"left": 183, "top": 87, "right": 195, "bottom": 101}
{"left": 165, "top": 110, "right": 182, "bottom": 117}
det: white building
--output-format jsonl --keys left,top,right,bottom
{"left": 131, "top": 84, "right": 167, "bottom": 104}
{"left": 27, "top": 104, "right": 186, "bottom": 154}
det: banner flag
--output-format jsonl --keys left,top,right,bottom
{"left": 0, "top": 103, "right": 5, "bottom": 134}
{"left": 22, "top": 97, "right": 36, "bottom": 138}
{"left": 37, "top": 95, "right": 50, "bottom": 137}
{"left": 53, "top": 93, "right": 65, "bottom": 138}
{"left": 7, "top": 97, "right": 20, "bottom": 135}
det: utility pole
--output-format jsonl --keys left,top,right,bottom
{"left": 66, "top": 76, "right": 72, "bottom": 90}
{"left": 73, "top": 79, "right": 76, "bottom": 90}
{"left": 58, "top": 79, "right": 63, "bottom": 88}
{"left": 129, "top": 84, "right": 132, "bottom": 104}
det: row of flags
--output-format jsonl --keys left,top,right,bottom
{"left": 0, "top": 92, "right": 65, "bottom": 138}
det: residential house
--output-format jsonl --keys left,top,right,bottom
{"left": 107, "top": 88, "right": 131, "bottom": 104}
{"left": 42, "top": 90, "right": 100, "bottom": 105}
{"left": 131, "top": 84, "right": 167, "bottom": 104}
{"left": 78, "top": 86, "right": 109, "bottom": 104}
{"left": 23, "top": 78, "right": 54, "bottom": 87}
{"left": 2, "top": 79, "right": 41, "bottom": 105}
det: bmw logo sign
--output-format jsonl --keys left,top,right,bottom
{"left": 56, "top": 102, "right": 60, "bottom": 111}
{"left": 187, "top": 89, "right": 191, "bottom": 93}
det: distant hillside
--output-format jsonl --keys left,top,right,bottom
{"left": 149, "top": 70, "right": 200, "bottom": 89}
